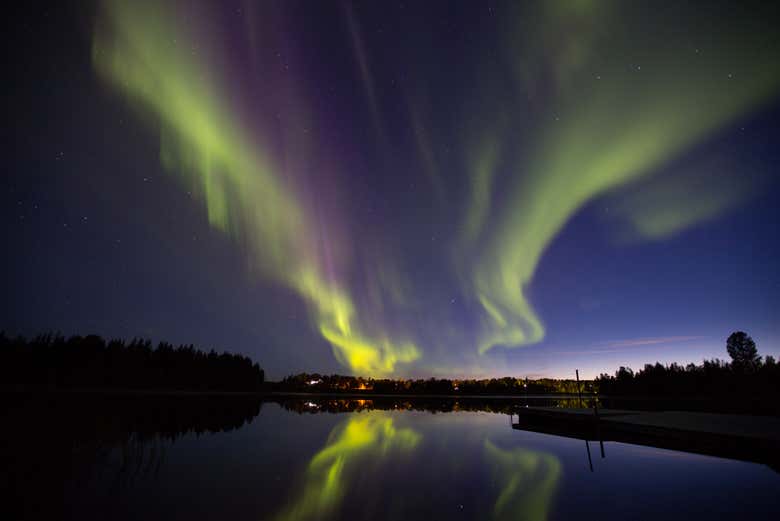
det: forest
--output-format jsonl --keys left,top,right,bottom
{"left": 596, "top": 331, "right": 779, "bottom": 398}
{"left": 0, "top": 332, "right": 265, "bottom": 392}
{"left": 275, "top": 373, "right": 591, "bottom": 395}
{"left": 596, "top": 357, "right": 779, "bottom": 397}
{"left": 4, "top": 330, "right": 777, "bottom": 406}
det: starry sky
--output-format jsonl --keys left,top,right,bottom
{"left": 4, "top": 0, "right": 780, "bottom": 379}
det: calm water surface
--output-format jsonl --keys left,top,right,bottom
{"left": 5, "top": 396, "right": 779, "bottom": 520}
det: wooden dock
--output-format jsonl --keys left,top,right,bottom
{"left": 510, "top": 407, "right": 780, "bottom": 471}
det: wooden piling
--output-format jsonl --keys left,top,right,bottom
{"left": 576, "top": 369, "right": 583, "bottom": 408}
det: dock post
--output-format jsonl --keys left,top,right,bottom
{"left": 585, "top": 440, "right": 593, "bottom": 472}
{"left": 594, "top": 398, "right": 605, "bottom": 458}
{"left": 576, "top": 369, "right": 583, "bottom": 408}
{"left": 524, "top": 377, "right": 528, "bottom": 407}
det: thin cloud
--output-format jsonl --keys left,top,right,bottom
{"left": 552, "top": 336, "right": 706, "bottom": 356}
{"left": 601, "top": 336, "right": 705, "bottom": 349}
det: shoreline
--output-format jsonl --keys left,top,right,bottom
{"left": 1, "top": 388, "right": 588, "bottom": 399}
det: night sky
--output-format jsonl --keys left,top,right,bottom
{"left": 4, "top": 1, "right": 780, "bottom": 380}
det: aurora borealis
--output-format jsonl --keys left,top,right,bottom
{"left": 274, "top": 413, "right": 421, "bottom": 521}
{"left": 4, "top": 0, "right": 780, "bottom": 378}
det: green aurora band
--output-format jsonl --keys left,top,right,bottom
{"left": 92, "top": 0, "right": 420, "bottom": 375}
{"left": 93, "top": 1, "right": 780, "bottom": 374}
{"left": 466, "top": 2, "right": 780, "bottom": 353}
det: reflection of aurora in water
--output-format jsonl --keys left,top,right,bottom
{"left": 484, "top": 440, "right": 562, "bottom": 521}
{"left": 272, "top": 411, "right": 562, "bottom": 521}
{"left": 273, "top": 414, "right": 421, "bottom": 521}
{"left": 10, "top": 400, "right": 778, "bottom": 521}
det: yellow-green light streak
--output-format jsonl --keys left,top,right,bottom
{"left": 484, "top": 440, "right": 561, "bottom": 521}
{"left": 460, "top": 139, "right": 501, "bottom": 249}
{"left": 609, "top": 155, "right": 760, "bottom": 240}
{"left": 91, "top": 1, "right": 780, "bottom": 371}
{"left": 92, "top": 0, "right": 420, "bottom": 375}
{"left": 273, "top": 414, "right": 421, "bottom": 521}
{"left": 471, "top": 3, "right": 780, "bottom": 354}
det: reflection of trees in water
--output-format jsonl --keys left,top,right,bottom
{"left": 103, "top": 433, "right": 169, "bottom": 490}
{"left": 64, "top": 431, "right": 171, "bottom": 493}
{"left": 5, "top": 395, "right": 567, "bottom": 520}
{"left": 273, "top": 414, "right": 421, "bottom": 521}
{"left": 274, "top": 396, "right": 598, "bottom": 414}
{"left": 2, "top": 394, "right": 263, "bottom": 519}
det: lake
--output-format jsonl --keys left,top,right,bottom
{"left": 4, "top": 394, "right": 779, "bottom": 520}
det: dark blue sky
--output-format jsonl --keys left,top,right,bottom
{"left": 3, "top": 1, "right": 779, "bottom": 379}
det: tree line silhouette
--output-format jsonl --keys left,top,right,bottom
{"left": 0, "top": 332, "right": 265, "bottom": 392}
{"left": 276, "top": 331, "right": 779, "bottom": 414}
{"left": 596, "top": 332, "right": 779, "bottom": 412}
{"left": 5, "top": 329, "right": 776, "bottom": 407}
{"left": 276, "top": 373, "right": 590, "bottom": 395}
{"left": 596, "top": 357, "right": 779, "bottom": 397}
